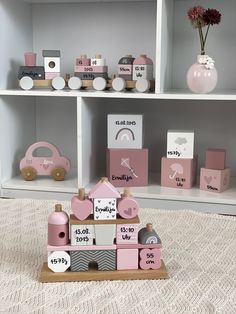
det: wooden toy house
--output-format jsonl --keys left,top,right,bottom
{"left": 40, "top": 178, "right": 168, "bottom": 282}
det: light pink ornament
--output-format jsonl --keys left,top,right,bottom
{"left": 139, "top": 248, "right": 161, "bottom": 270}
{"left": 117, "top": 188, "right": 139, "bottom": 219}
{"left": 187, "top": 55, "right": 218, "bottom": 94}
{"left": 71, "top": 188, "right": 93, "bottom": 221}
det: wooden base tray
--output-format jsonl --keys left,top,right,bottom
{"left": 40, "top": 260, "right": 168, "bottom": 282}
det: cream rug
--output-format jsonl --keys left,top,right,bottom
{"left": 0, "top": 198, "right": 235, "bottom": 314}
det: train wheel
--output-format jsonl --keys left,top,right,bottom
{"left": 19, "top": 76, "right": 34, "bottom": 90}
{"left": 112, "top": 77, "right": 126, "bottom": 92}
{"left": 52, "top": 77, "right": 66, "bottom": 90}
{"left": 135, "top": 78, "right": 150, "bottom": 93}
{"left": 21, "top": 166, "right": 37, "bottom": 181}
{"left": 92, "top": 77, "right": 107, "bottom": 91}
{"left": 51, "top": 166, "right": 66, "bottom": 181}
{"left": 68, "top": 77, "right": 82, "bottom": 90}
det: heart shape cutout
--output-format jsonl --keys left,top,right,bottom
{"left": 42, "top": 164, "right": 49, "bottom": 170}
{"left": 71, "top": 196, "right": 93, "bottom": 221}
{"left": 204, "top": 176, "right": 212, "bottom": 184}
{"left": 124, "top": 207, "right": 132, "bottom": 217}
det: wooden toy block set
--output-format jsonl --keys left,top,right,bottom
{"left": 161, "top": 129, "right": 231, "bottom": 193}
{"left": 19, "top": 50, "right": 155, "bottom": 93}
{"left": 40, "top": 178, "right": 169, "bottom": 282}
{"left": 19, "top": 115, "right": 231, "bottom": 194}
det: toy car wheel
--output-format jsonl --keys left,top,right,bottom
{"left": 51, "top": 166, "right": 66, "bottom": 181}
{"left": 19, "top": 76, "right": 34, "bottom": 90}
{"left": 21, "top": 166, "right": 37, "bottom": 181}
{"left": 135, "top": 78, "right": 150, "bottom": 93}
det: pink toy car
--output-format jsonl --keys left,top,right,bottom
{"left": 20, "top": 141, "right": 71, "bottom": 181}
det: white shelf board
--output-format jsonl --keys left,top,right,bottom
{"left": 24, "top": 0, "right": 155, "bottom": 3}
{"left": 86, "top": 175, "right": 236, "bottom": 206}
{"left": 1, "top": 89, "right": 236, "bottom": 100}
{"left": 1, "top": 169, "right": 78, "bottom": 194}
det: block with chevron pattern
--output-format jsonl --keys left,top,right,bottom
{"left": 42, "top": 177, "right": 168, "bottom": 282}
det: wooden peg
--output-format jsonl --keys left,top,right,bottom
{"left": 78, "top": 188, "right": 85, "bottom": 200}
{"left": 122, "top": 188, "right": 131, "bottom": 197}
{"left": 101, "top": 177, "right": 108, "bottom": 182}
{"left": 55, "top": 204, "right": 62, "bottom": 212}
{"left": 146, "top": 223, "right": 153, "bottom": 232}
{"left": 95, "top": 54, "right": 102, "bottom": 59}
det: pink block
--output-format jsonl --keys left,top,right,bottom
{"left": 88, "top": 179, "right": 121, "bottom": 199}
{"left": 74, "top": 65, "right": 108, "bottom": 73}
{"left": 117, "top": 196, "right": 139, "bottom": 219}
{"left": 205, "top": 149, "right": 226, "bottom": 170}
{"left": 48, "top": 224, "right": 69, "bottom": 246}
{"left": 118, "top": 64, "right": 132, "bottom": 75}
{"left": 45, "top": 72, "right": 60, "bottom": 79}
{"left": 200, "top": 168, "right": 230, "bottom": 193}
{"left": 161, "top": 155, "right": 198, "bottom": 189}
{"left": 133, "top": 55, "right": 153, "bottom": 65}
{"left": 139, "top": 248, "right": 161, "bottom": 270}
{"left": 107, "top": 148, "right": 148, "bottom": 187}
{"left": 24, "top": 52, "right": 37, "bottom": 66}
{"left": 76, "top": 57, "right": 91, "bottom": 66}
{"left": 117, "top": 249, "right": 138, "bottom": 270}
{"left": 116, "top": 224, "right": 138, "bottom": 244}
{"left": 71, "top": 196, "right": 93, "bottom": 221}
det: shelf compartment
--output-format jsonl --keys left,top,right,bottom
{"left": 0, "top": 96, "right": 78, "bottom": 195}
{"left": 161, "top": 0, "right": 236, "bottom": 93}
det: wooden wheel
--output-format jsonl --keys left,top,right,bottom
{"left": 21, "top": 166, "right": 37, "bottom": 181}
{"left": 51, "top": 166, "right": 66, "bottom": 181}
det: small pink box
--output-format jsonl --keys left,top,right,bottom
{"left": 205, "top": 149, "right": 226, "bottom": 170}
{"left": 24, "top": 52, "right": 37, "bottom": 66}
{"left": 76, "top": 57, "right": 91, "bottom": 66}
{"left": 161, "top": 155, "right": 198, "bottom": 189}
{"left": 74, "top": 65, "right": 108, "bottom": 73}
{"left": 45, "top": 72, "right": 60, "bottom": 79}
{"left": 117, "top": 249, "right": 138, "bottom": 270}
{"left": 106, "top": 148, "right": 148, "bottom": 187}
{"left": 118, "top": 64, "right": 132, "bottom": 75}
{"left": 200, "top": 168, "right": 230, "bottom": 193}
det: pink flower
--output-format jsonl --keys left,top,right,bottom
{"left": 187, "top": 5, "right": 205, "bottom": 21}
{"left": 187, "top": 5, "right": 222, "bottom": 55}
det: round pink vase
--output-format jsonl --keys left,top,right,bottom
{"left": 187, "top": 55, "right": 218, "bottom": 94}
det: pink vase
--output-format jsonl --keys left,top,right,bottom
{"left": 187, "top": 55, "right": 218, "bottom": 94}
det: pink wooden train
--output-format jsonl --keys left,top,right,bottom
{"left": 19, "top": 50, "right": 155, "bottom": 93}
{"left": 40, "top": 177, "right": 168, "bottom": 282}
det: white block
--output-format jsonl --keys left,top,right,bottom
{"left": 91, "top": 58, "right": 106, "bottom": 66}
{"left": 44, "top": 57, "right": 60, "bottom": 73}
{"left": 133, "top": 64, "right": 153, "bottom": 80}
{"left": 167, "top": 129, "right": 194, "bottom": 159}
{"left": 48, "top": 251, "right": 70, "bottom": 273}
{"left": 71, "top": 225, "right": 94, "bottom": 246}
{"left": 107, "top": 114, "right": 143, "bottom": 149}
{"left": 94, "top": 198, "right": 117, "bottom": 220}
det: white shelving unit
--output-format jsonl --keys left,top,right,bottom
{"left": 0, "top": 0, "right": 236, "bottom": 214}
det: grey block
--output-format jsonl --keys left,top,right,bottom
{"left": 18, "top": 66, "right": 45, "bottom": 80}
{"left": 74, "top": 72, "right": 108, "bottom": 80}
{"left": 71, "top": 250, "right": 116, "bottom": 272}
{"left": 118, "top": 74, "right": 133, "bottom": 81}
{"left": 118, "top": 56, "right": 135, "bottom": 65}
{"left": 42, "top": 50, "right": 61, "bottom": 57}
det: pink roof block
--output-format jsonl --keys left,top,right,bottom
{"left": 88, "top": 179, "right": 121, "bottom": 199}
{"left": 133, "top": 55, "right": 153, "bottom": 65}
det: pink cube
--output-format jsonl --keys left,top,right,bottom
{"left": 205, "top": 149, "right": 226, "bottom": 170}
{"left": 106, "top": 149, "right": 148, "bottom": 187}
{"left": 117, "top": 249, "right": 138, "bottom": 270}
{"left": 161, "top": 155, "right": 198, "bottom": 189}
{"left": 200, "top": 168, "right": 230, "bottom": 193}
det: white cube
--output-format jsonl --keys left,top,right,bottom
{"left": 107, "top": 114, "right": 143, "bottom": 149}
{"left": 70, "top": 225, "right": 94, "bottom": 246}
{"left": 44, "top": 57, "right": 60, "bottom": 73}
{"left": 167, "top": 129, "right": 194, "bottom": 159}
